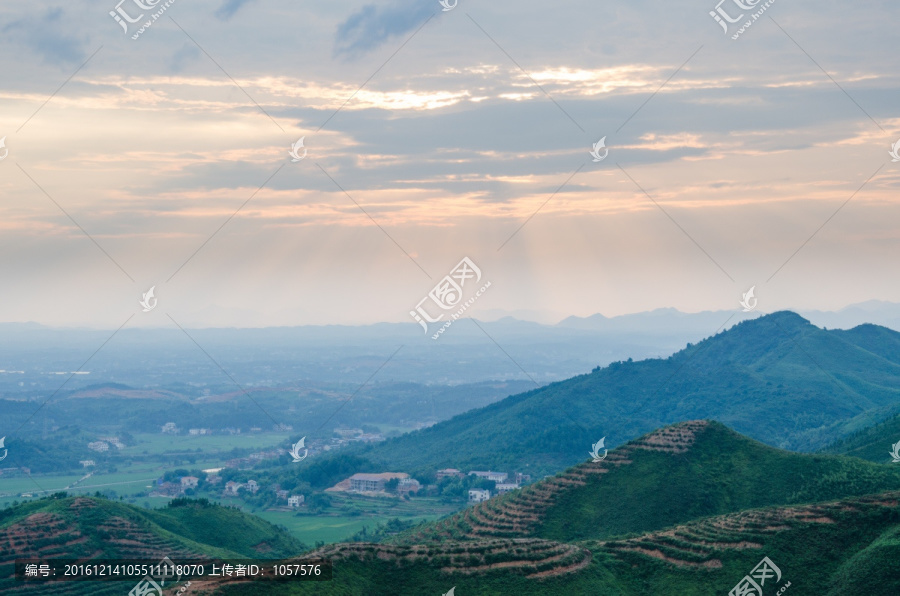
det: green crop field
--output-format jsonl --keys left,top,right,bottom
{"left": 0, "top": 473, "right": 83, "bottom": 503}
{"left": 127, "top": 432, "right": 291, "bottom": 455}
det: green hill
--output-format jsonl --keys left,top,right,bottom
{"left": 204, "top": 491, "right": 900, "bottom": 595}
{"left": 823, "top": 408, "right": 900, "bottom": 463}
{"left": 143, "top": 497, "right": 306, "bottom": 558}
{"left": 204, "top": 421, "right": 900, "bottom": 594}
{"left": 0, "top": 495, "right": 307, "bottom": 595}
{"left": 398, "top": 420, "right": 900, "bottom": 544}
{"left": 347, "top": 311, "right": 900, "bottom": 476}
{"left": 205, "top": 421, "right": 900, "bottom": 594}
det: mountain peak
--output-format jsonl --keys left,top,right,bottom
{"left": 763, "top": 310, "right": 812, "bottom": 326}
{"left": 627, "top": 420, "right": 710, "bottom": 454}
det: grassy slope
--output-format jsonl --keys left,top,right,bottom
{"left": 0, "top": 496, "right": 308, "bottom": 595}
{"left": 823, "top": 408, "right": 900, "bottom": 463}
{"left": 536, "top": 421, "right": 900, "bottom": 541}
{"left": 143, "top": 500, "right": 307, "bottom": 558}
{"left": 393, "top": 421, "right": 900, "bottom": 546}
{"left": 347, "top": 312, "right": 900, "bottom": 477}
{"left": 216, "top": 492, "right": 900, "bottom": 595}
{"left": 0, "top": 496, "right": 305, "bottom": 558}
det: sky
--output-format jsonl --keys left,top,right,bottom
{"left": 0, "top": 0, "right": 898, "bottom": 328}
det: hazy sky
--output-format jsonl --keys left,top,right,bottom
{"left": 1, "top": 0, "right": 898, "bottom": 328}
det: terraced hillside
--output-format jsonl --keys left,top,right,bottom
{"left": 592, "top": 490, "right": 900, "bottom": 595}
{"left": 208, "top": 491, "right": 900, "bottom": 595}
{"left": 315, "top": 538, "right": 590, "bottom": 577}
{"left": 398, "top": 420, "right": 900, "bottom": 544}
{"left": 0, "top": 495, "right": 306, "bottom": 596}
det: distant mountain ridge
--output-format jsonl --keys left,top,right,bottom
{"left": 350, "top": 311, "right": 900, "bottom": 475}
{"left": 8, "top": 298, "right": 900, "bottom": 331}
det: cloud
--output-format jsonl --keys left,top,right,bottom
{"left": 2, "top": 8, "right": 86, "bottom": 65}
{"left": 169, "top": 44, "right": 201, "bottom": 73}
{"left": 215, "top": 0, "right": 256, "bottom": 21}
{"left": 334, "top": 0, "right": 434, "bottom": 59}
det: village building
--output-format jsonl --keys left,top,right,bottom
{"left": 180, "top": 476, "right": 199, "bottom": 489}
{"left": 348, "top": 472, "right": 408, "bottom": 493}
{"left": 226, "top": 458, "right": 253, "bottom": 469}
{"left": 469, "top": 470, "right": 508, "bottom": 483}
{"left": 288, "top": 495, "right": 305, "bottom": 508}
{"left": 98, "top": 436, "right": 126, "bottom": 449}
{"left": 436, "top": 468, "right": 464, "bottom": 480}
{"left": 468, "top": 489, "right": 491, "bottom": 503}
{"left": 334, "top": 428, "right": 363, "bottom": 438}
{"left": 397, "top": 478, "right": 421, "bottom": 494}
{"left": 351, "top": 433, "right": 385, "bottom": 443}
{"left": 152, "top": 482, "right": 182, "bottom": 497}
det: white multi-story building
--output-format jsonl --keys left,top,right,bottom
{"left": 469, "top": 471, "right": 508, "bottom": 483}
{"left": 468, "top": 489, "right": 491, "bottom": 503}
{"left": 398, "top": 478, "right": 421, "bottom": 494}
